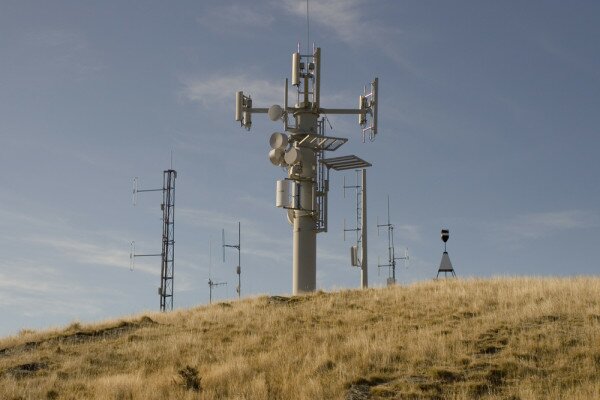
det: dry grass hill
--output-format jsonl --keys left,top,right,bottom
{"left": 1, "top": 277, "right": 600, "bottom": 400}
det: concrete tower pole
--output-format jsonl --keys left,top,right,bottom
{"left": 291, "top": 106, "right": 318, "bottom": 294}
{"left": 361, "top": 168, "right": 368, "bottom": 289}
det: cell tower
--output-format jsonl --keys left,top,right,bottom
{"left": 436, "top": 229, "right": 456, "bottom": 278}
{"left": 342, "top": 168, "right": 371, "bottom": 289}
{"left": 222, "top": 222, "right": 241, "bottom": 299}
{"left": 130, "top": 169, "right": 177, "bottom": 311}
{"left": 235, "top": 45, "right": 378, "bottom": 294}
{"left": 376, "top": 195, "right": 409, "bottom": 285}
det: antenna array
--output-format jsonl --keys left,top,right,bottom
{"left": 376, "top": 195, "right": 409, "bottom": 285}
{"left": 222, "top": 222, "right": 241, "bottom": 299}
{"left": 130, "top": 169, "right": 177, "bottom": 312}
{"left": 235, "top": 46, "right": 379, "bottom": 294}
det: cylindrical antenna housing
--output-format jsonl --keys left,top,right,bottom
{"left": 276, "top": 179, "right": 290, "bottom": 208}
{"left": 292, "top": 52, "right": 301, "bottom": 86}
{"left": 235, "top": 91, "right": 243, "bottom": 121}
{"left": 371, "top": 78, "right": 378, "bottom": 136}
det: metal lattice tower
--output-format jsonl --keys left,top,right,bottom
{"left": 131, "top": 169, "right": 177, "bottom": 312}
{"left": 159, "top": 170, "right": 176, "bottom": 311}
{"left": 235, "top": 46, "right": 378, "bottom": 294}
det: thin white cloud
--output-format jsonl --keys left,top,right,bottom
{"left": 178, "top": 207, "right": 250, "bottom": 231}
{"left": 281, "top": 0, "right": 366, "bottom": 45}
{"left": 0, "top": 259, "right": 107, "bottom": 318}
{"left": 178, "top": 206, "right": 291, "bottom": 265}
{"left": 497, "top": 210, "right": 598, "bottom": 241}
{"left": 29, "top": 236, "right": 157, "bottom": 276}
{"left": 396, "top": 224, "right": 422, "bottom": 243}
{"left": 532, "top": 33, "right": 600, "bottom": 82}
{"left": 21, "top": 28, "right": 104, "bottom": 78}
{"left": 279, "top": 0, "right": 419, "bottom": 74}
{"left": 197, "top": 4, "right": 274, "bottom": 34}
{"left": 24, "top": 29, "right": 89, "bottom": 50}
{"left": 181, "top": 73, "right": 284, "bottom": 108}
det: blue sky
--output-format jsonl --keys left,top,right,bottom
{"left": 1, "top": 0, "right": 599, "bottom": 336}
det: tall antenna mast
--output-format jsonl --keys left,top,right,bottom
{"left": 235, "top": 45, "right": 378, "bottom": 294}
{"left": 130, "top": 168, "right": 177, "bottom": 311}
{"left": 222, "top": 221, "right": 242, "bottom": 299}
{"left": 343, "top": 169, "right": 370, "bottom": 288}
{"left": 377, "top": 195, "right": 409, "bottom": 285}
{"left": 306, "top": 0, "right": 310, "bottom": 55}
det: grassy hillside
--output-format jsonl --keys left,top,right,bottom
{"left": 1, "top": 278, "right": 600, "bottom": 399}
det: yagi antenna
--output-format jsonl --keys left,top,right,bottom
{"left": 207, "top": 237, "right": 227, "bottom": 304}
{"left": 377, "top": 195, "right": 410, "bottom": 286}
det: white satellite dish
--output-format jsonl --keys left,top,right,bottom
{"left": 269, "top": 132, "right": 288, "bottom": 149}
{"left": 269, "top": 148, "right": 285, "bottom": 166}
{"left": 284, "top": 147, "right": 302, "bottom": 165}
{"left": 268, "top": 104, "right": 284, "bottom": 121}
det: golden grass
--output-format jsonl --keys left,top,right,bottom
{"left": 1, "top": 277, "right": 600, "bottom": 399}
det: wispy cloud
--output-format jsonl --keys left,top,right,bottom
{"left": 197, "top": 4, "right": 274, "bottom": 34}
{"left": 29, "top": 236, "right": 158, "bottom": 275}
{"left": 496, "top": 210, "right": 598, "bottom": 241}
{"left": 181, "top": 73, "right": 284, "bottom": 108}
{"left": 279, "top": 0, "right": 419, "bottom": 74}
{"left": 178, "top": 206, "right": 290, "bottom": 265}
{"left": 396, "top": 224, "right": 422, "bottom": 243}
{"left": 178, "top": 207, "right": 250, "bottom": 231}
{"left": 532, "top": 33, "right": 600, "bottom": 82}
{"left": 0, "top": 259, "right": 106, "bottom": 318}
{"left": 22, "top": 28, "right": 104, "bottom": 79}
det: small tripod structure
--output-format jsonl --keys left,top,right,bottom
{"left": 377, "top": 195, "right": 409, "bottom": 285}
{"left": 222, "top": 222, "right": 241, "bottom": 299}
{"left": 436, "top": 229, "right": 456, "bottom": 278}
{"left": 342, "top": 168, "right": 370, "bottom": 289}
{"left": 131, "top": 169, "right": 177, "bottom": 312}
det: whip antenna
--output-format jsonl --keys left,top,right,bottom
{"left": 306, "top": 0, "right": 310, "bottom": 55}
